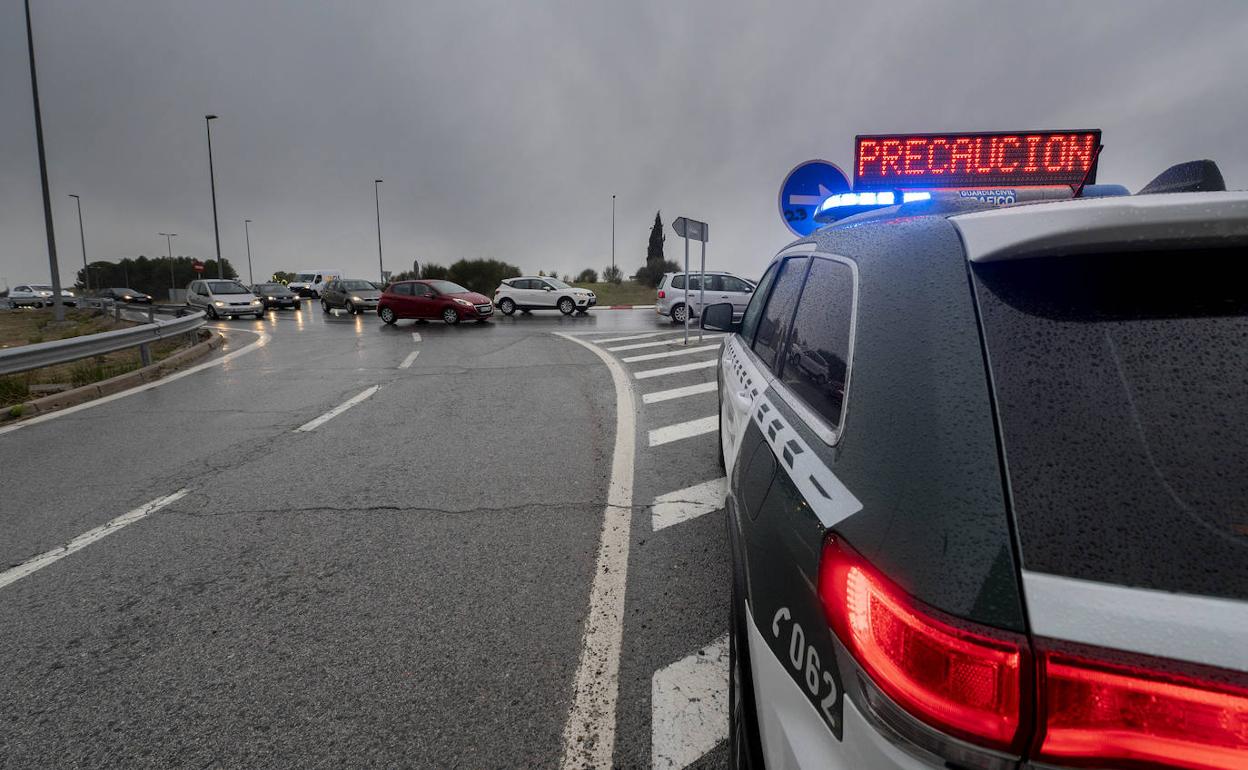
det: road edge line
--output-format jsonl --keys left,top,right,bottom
{"left": 0, "top": 328, "right": 270, "bottom": 437}
{"left": 552, "top": 330, "right": 637, "bottom": 770}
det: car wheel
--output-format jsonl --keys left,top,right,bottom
{"left": 499, "top": 297, "right": 516, "bottom": 315}
{"left": 441, "top": 307, "right": 460, "bottom": 325}
{"left": 671, "top": 303, "right": 688, "bottom": 324}
{"left": 558, "top": 297, "right": 575, "bottom": 315}
{"left": 730, "top": 550, "right": 765, "bottom": 770}
{"left": 346, "top": 300, "right": 357, "bottom": 315}
{"left": 321, "top": 299, "right": 331, "bottom": 314}
{"left": 379, "top": 306, "right": 397, "bottom": 325}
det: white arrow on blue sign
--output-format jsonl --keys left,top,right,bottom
{"left": 778, "top": 160, "right": 851, "bottom": 237}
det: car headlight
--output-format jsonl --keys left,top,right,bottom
{"left": 122, "top": 295, "right": 132, "bottom": 300}
{"left": 267, "top": 296, "right": 276, "bottom": 300}
{"left": 453, "top": 297, "right": 473, "bottom": 306}
{"left": 351, "top": 295, "right": 362, "bottom": 302}
{"left": 213, "top": 300, "right": 225, "bottom": 307}
{"left": 250, "top": 299, "right": 262, "bottom": 305}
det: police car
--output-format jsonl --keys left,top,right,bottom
{"left": 703, "top": 131, "right": 1248, "bottom": 770}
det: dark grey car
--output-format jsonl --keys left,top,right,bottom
{"left": 320, "top": 279, "right": 381, "bottom": 315}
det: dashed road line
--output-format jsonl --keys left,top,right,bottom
{"left": 411, "top": 332, "right": 422, "bottom": 342}
{"left": 295, "top": 385, "right": 380, "bottom": 432}
{"left": 399, "top": 351, "right": 421, "bottom": 369}
{"left": 621, "top": 344, "right": 720, "bottom": 364}
{"left": 606, "top": 334, "right": 720, "bottom": 353}
{"left": 0, "top": 489, "right": 189, "bottom": 591}
{"left": 642, "top": 381, "right": 716, "bottom": 404}
{"left": 652, "top": 477, "right": 727, "bottom": 531}
{"left": 651, "top": 634, "right": 730, "bottom": 770}
{"left": 552, "top": 332, "right": 637, "bottom": 770}
{"left": 634, "top": 359, "right": 717, "bottom": 380}
{"left": 590, "top": 331, "right": 668, "bottom": 345}
{"left": 649, "top": 415, "right": 717, "bottom": 446}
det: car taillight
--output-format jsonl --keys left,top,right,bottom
{"left": 819, "top": 535, "right": 1248, "bottom": 768}
{"left": 1037, "top": 650, "right": 1248, "bottom": 770}
{"left": 657, "top": 290, "right": 665, "bottom": 298}
{"left": 819, "top": 536, "right": 1027, "bottom": 752}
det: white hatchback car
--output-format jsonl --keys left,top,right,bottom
{"left": 6, "top": 284, "right": 76, "bottom": 308}
{"left": 655, "top": 271, "right": 754, "bottom": 324}
{"left": 493, "top": 277, "right": 596, "bottom": 315}
{"left": 186, "top": 279, "right": 264, "bottom": 319}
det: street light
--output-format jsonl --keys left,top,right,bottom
{"left": 374, "top": 179, "right": 384, "bottom": 283}
{"left": 159, "top": 232, "right": 177, "bottom": 296}
{"left": 68, "top": 194, "right": 87, "bottom": 293}
{"left": 611, "top": 194, "right": 616, "bottom": 275}
{"left": 205, "top": 114, "right": 223, "bottom": 279}
{"left": 244, "top": 219, "right": 254, "bottom": 286}
{"left": 24, "top": 0, "right": 65, "bottom": 321}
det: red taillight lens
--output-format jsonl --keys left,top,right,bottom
{"left": 657, "top": 290, "right": 665, "bottom": 298}
{"left": 1038, "top": 651, "right": 1248, "bottom": 770}
{"left": 819, "top": 536, "right": 1027, "bottom": 752}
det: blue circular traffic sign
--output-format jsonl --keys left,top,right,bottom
{"left": 778, "top": 160, "right": 851, "bottom": 237}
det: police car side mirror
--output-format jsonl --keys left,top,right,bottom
{"left": 701, "top": 302, "right": 739, "bottom": 333}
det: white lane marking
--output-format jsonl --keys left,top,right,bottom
{"left": 649, "top": 415, "right": 717, "bottom": 447}
{"left": 294, "top": 385, "right": 380, "bottom": 432}
{"left": 652, "top": 477, "right": 727, "bottom": 531}
{"left": 622, "top": 344, "right": 720, "bottom": 364}
{"left": 552, "top": 331, "right": 636, "bottom": 770}
{"left": 591, "top": 331, "right": 667, "bottom": 344}
{"left": 651, "top": 634, "right": 730, "bottom": 770}
{"left": 0, "top": 329, "right": 269, "bottom": 437}
{"left": 642, "top": 381, "right": 716, "bottom": 404}
{"left": 634, "top": 359, "right": 717, "bottom": 380}
{"left": 411, "top": 332, "right": 422, "bottom": 342}
{"left": 0, "top": 489, "right": 189, "bottom": 591}
{"left": 607, "top": 334, "right": 721, "bottom": 352}
{"left": 398, "top": 351, "right": 421, "bottom": 369}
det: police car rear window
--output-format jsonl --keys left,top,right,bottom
{"left": 972, "top": 248, "right": 1248, "bottom": 600}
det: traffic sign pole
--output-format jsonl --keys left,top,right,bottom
{"left": 698, "top": 239, "right": 705, "bottom": 343}
{"left": 683, "top": 233, "right": 689, "bottom": 345}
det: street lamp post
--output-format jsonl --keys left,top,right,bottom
{"left": 611, "top": 194, "right": 616, "bottom": 275}
{"left": 205, "top": 114, "right": 223, "bottom": 279}
{"left": 68, "top": 194, "right": 87, "bottom": 293}
{"left": 374, "top": 179, "right": 384, "bottom": 283}
{"left": 159, "top": 232, "right": 177, "bottom": 296}
{"left": 24, "top": 0, "right": 65, "bottom": 321}
{"left": 244, "top": 219, "right": 254, "bottom": 286}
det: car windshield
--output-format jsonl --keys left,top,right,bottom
{"left": 545, "top": 278, "right": 570, "bottom": 289}
{"left": 118, "top": 288, "right": 141, "bottom": 294}
{"left": 258, "top": 284, "right": 285, "bottom": 292}
{"left": 426, "top": 280, "right": 470, "bottom": 294}
{"left": 206, "top": 281, "right": 251, "bottom": 294}
{"left": 32, "top": 285, "right": 52, "bottom": 290}
{"left": 339, "top": 280, "right": 375, "bottom": 291}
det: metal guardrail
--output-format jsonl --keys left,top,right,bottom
{"left": 0, "top": 304, "right": 206, "bottom": 376}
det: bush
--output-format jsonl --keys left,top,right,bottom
{"left": 576, "top": 268, "right": 599, "bottom": 283}
{"left": 601, "top": 265, "right": 623, "bottom": 284}
{"left": 446, "top": 258, "right": 522, "bottom": 294}
{"left": 420, "top": 263, "right": 450, "bottom": 280}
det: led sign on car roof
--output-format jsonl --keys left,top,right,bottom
{"left": 854, "top": 130, "right": 1101, "bottom": 190}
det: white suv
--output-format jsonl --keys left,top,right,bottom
{"left": 655, "top": 271, "right": 753, "bottom": 324}
{"left": 493, "top": 277, "right": 596, "bottom": 315}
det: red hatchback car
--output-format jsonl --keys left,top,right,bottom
{"left": 377, "top": 280, "right": 494, "bottom": 325}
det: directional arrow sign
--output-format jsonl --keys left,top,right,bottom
{"left": 778, "top": 160, "right": 851, "bottom": 237}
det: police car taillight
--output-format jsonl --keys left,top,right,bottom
{"left": 818, "top": 536, "right": 1029, "bottom": 752}
{"left": 1037, "top": 649, "right": 1248, "bottom": 770}
{"left": 820, "top": 535, "right": 1248, "bottom": 767}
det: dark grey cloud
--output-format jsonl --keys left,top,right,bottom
{"left": 3, "top": 0, "right": 1246, "bottom": 287}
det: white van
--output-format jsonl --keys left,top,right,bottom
{"left": 288, "top": 270, "right": 342, "bottom": 298}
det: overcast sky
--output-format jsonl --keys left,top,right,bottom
{"left": 2, "top": 0, "right": 1246, "bottom": 288}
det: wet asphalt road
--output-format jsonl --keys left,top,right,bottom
{"left": 0, "top": 302, "right": 729, "bottom": 769}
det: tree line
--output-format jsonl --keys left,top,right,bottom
{"left": 73, "top": 256, "right": 238, "bottom": 297}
